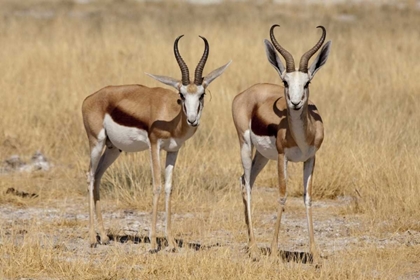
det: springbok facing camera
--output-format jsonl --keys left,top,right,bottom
{"left": 82, "top": 35, "right": 231, "bottom": 251}
{"left": 232, "top": 25, "right": 331, "bottom": 259}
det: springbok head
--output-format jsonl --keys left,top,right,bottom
{"left": 147, "top": 35, "right": 231, "bottom": 127}
{"left": 264, "top": 25, "right": 332, "bottom": 111}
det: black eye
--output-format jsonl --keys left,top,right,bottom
{"left": 283, "top": 81, "right": 289, "bottom": 88}
{"left": 304, "top": 82, "right": 310, "bottom": 89}
{"left": 179, "top": 93, "right": 185, "bottom": 100}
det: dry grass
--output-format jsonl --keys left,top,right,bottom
{"left": 0, "top": 0, "right": 420, "bottom": 279}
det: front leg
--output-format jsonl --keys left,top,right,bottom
{"left": 149, "top": 142, "right": 162, "bottom": 252}
{"left": 304, "top": 156, "right": 318, "bottom": 260}
{"left": 164, "top": 151, "right": 179, "bottom": 251}
{"left": 271, "top": 153, "right": 288, "bottom": 255}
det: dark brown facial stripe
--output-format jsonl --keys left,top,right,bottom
{"left": 109, "top": 106, "right": 148, "bottom": 131}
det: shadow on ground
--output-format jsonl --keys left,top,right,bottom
{"left": 97, "top": 234, "right": 220, "bottom": 252}
{"left": 97, "top": 234, "right": 313, "bottom": 263}
{"left": 260, "top": 247, "right": 313, "bottom": 264}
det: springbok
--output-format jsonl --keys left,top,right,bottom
{"left": 232, "top": 25, "right": 331, "bottom": 259}
{"left": 82, "top": 35, "right": 231, "bottom": 251}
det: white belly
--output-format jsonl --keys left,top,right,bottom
{"left": 285, "top": 146, "right": 317, "bottom": 162}
{"left": 250, "top": 129, "right": 317, "bottom": 162}
{"left": 103, "top": 114, "right": 190, "bottom": 153}
{"left": 104, "top": 114, "right": 150, "bottom": 152}
{"left": 250, "top": 131, "right": 278, "bottom": 160}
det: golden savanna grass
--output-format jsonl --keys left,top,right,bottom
{"left": 1, "top": 0, "right": 420, "bottom": 279}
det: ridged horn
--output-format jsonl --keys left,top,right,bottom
{"left": 298, "top": 26, "right": 326, "bottom": 73}
{"left": 194, "top": 36, "right": 209, "bottom": 85}
{"left": 174, "top": 35, "right": 190, "bottom": 85}
{"left": 270, "top": 24, "right": 295, "bottom": 73}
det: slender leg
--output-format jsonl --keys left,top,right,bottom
{"left": 239, "top": 137, "right": 258, "bottom": 256}
{"left": 250, "top": 151, "right": 269, "bottom": 188}
{"left": 271, "top": 153, "right": 288, "bottom": 254}
{"left": 241, "top": 146, "right": 270, "bottom": 256}
{"left": 88, "top": 134, "right": 106, "bottom": 248}
{"left": 149, "top": 142, "right": 162, "bottom": 252}
{"left": 304, "top": 156, "right": 318, "bottom": 259}
{"left": 164, "top": 151, "right": 179, "bottom": 251}
{"left": 240, "top": 149, "right": 270, "bottom": 258}
{"left": 93, "top": 144, "right": 121, "bottom": 245}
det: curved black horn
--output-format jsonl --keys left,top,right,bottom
{"left": 194, "top": 36, "right": 209, "bottom": 85}
{"left": 174, "top": 35, "right": 190, "bottom": 85}
{"left": 270, "top": 24, "right": 295, "bottom": 73}
{"left": 298, "top": 26, "right": 326, "bottom": 73}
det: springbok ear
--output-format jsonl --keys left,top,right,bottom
{"left": 145, "top": 73, "right": 181, "bottom": 90}
{"left": 308, "top": 41, "right": 332, "bottom": 79}
{"left": 202, "top": 60, "right": 232, "bottom": 88}
{"left": 264, "top": 39, "right": 286, "bottom": 79}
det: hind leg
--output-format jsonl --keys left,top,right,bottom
{"left": 241, "top": 146, "right": 269, "bottom": 258}
{"left": 239, "top": 137, "right": 255, "bottom": 253}
{"left": 250, "top": 151, "right": 269, "bottom": 188}
{"left": 87, "top": 132, "right": 106, "bottom": 248}
{"left": 93, "top": 142, "right": 121, "bottom": 245}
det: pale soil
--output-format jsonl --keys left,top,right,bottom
{"left": 2, "top": 187, "right": 419, "bottom": 263}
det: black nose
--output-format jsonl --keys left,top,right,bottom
{"left": 187, "top": 119, "right": 198, "bottom": 126}
{"left": 291, "top": 101, "right": 300, "bottom": 106}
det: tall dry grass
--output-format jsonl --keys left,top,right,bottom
{"left": 0, "top": 0, "right": 420, "bottom": 278}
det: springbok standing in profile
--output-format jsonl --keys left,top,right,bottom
{"left": 82, "top": 35, "right": 231, "bottom": 251}
{"left": 232, "top": 25, "right": 331, "bottom": 259}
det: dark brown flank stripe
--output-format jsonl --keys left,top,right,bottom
{"left": 251, "top": 98, "right": 287, "bottom": 137}
{"left": 251, "top": 113, "right": 279, "bottom": 137}
{"left": 109, "top": 106, "right": 149, "bottom": 131}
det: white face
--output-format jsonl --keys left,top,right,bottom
{"left": 179, "top": 84, "right": 206, "bottom": 127}
{"left": 282, "top": 71, "right": 311, "bottom": 111}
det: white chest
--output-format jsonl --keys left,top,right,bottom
{"left": 159, "top": 137, "right": 186, "bottom": 152}
{"left": 285, "top": 112, "right": 317, "bottom": 162}
{"left": 284, "top": 146, "right": 317, "bottom": 162}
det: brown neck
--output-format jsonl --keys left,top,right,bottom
{"left": 287, "top": 102, "right": 312, "bottom": 151}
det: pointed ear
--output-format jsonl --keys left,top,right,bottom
{"left": 264, "top": 39, "right": 285, "bottom": 79}
{"left": 202, "top": 60, "right": 232, "bottom": 88}
{"left": 308, "top": 41, "right": 332, "bottom": 79}
{"left": 145, "top": 73, "right": 181, "bottom": 90}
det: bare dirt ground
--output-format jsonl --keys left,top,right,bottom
{"left": 2, "top": 185, "right": 419, "bottom": 268}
